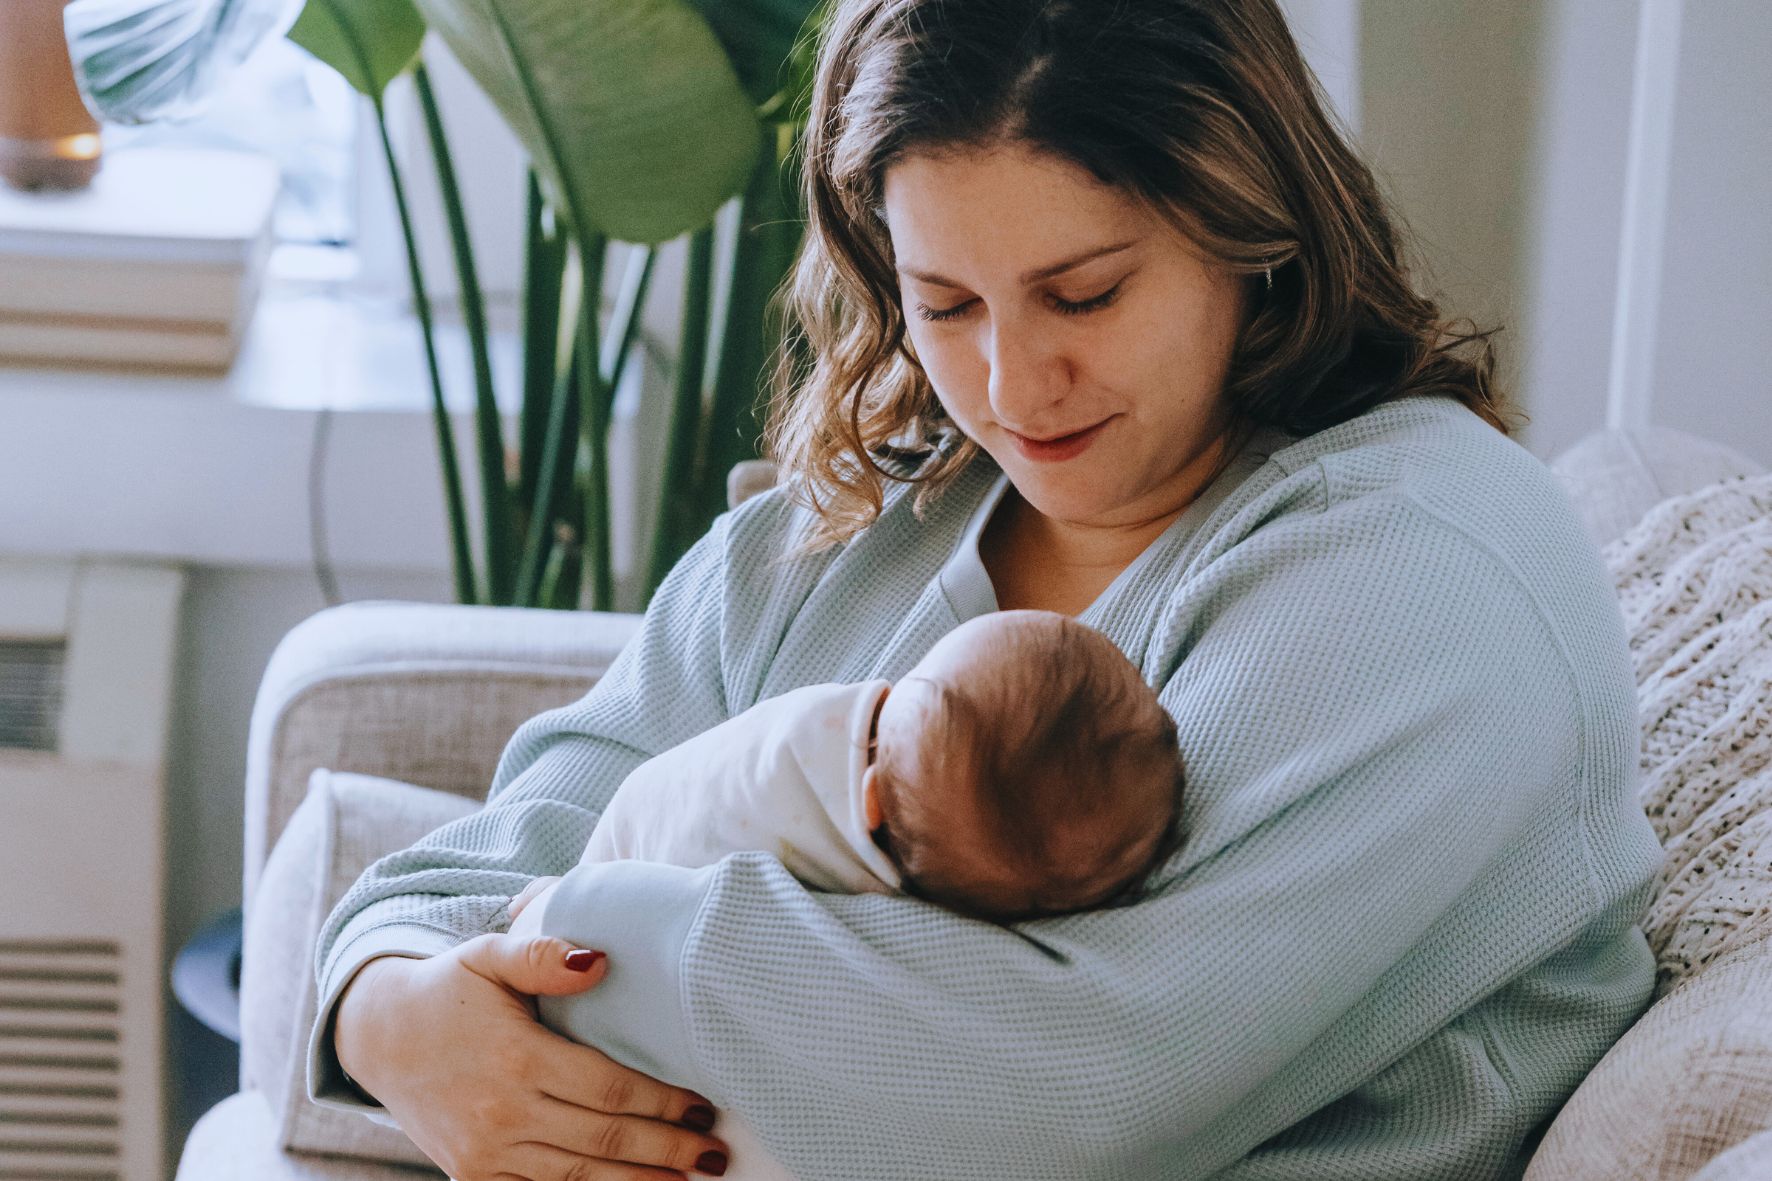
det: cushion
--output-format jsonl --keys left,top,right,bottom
{"left": 1523, "top": 929, "right": 1772, "bottom": 1180}
{"left": 1549, "top": 426, "right": 1765, "bottom": 549}
{"left": 1607, "top": 479, "right": 1772, "bottom": 687}
{"left": 1602, "top": 475, "right": 1772, "bottom": 996}
{"left": 1527, "top": 465, "right": 1772, "bottom": 1179}
{"left": 239, "top": 769, "right": 474, "bottom": 1169}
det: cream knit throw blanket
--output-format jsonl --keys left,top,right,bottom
{"left": 1606, "top": 473, "right": 1772, "bottom": 997}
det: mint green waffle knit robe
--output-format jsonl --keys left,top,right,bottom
{"left": 309, "top": 393, "right": 1662, "bottom": 1180}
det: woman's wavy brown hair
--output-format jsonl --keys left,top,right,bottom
{"left": 765, "top": 0, "right": 1524, "bottom": 550}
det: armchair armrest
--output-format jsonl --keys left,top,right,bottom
{"left": 242, "top": 601, "right": 642, "bottom": 912}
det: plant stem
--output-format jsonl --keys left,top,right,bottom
{"left": 373, "top": 96, "right": 478, "bottom": 605}
{"left": 646, "top": 226, "right": 715, "bottom": 597}
{"left": 520, "top": 242, "right": 655, "bottom": 608}
{"left": 517, "top": 172, "right": 565, "bottom": 519}
{"left": 536, "top": 523, "right": 571, "bottom": 610}
{"left": 599, "top": 244, "right": 658, "bottom": 418}
{"left": 573, "top": 237, "right": 613, "bottom": 610}
{"left": 414, "top": 61, "right": 515, "bottom": 604}
{"left": 474, "top": 1, "right": 619, "bottom": 608}
{"left": 515, "top": 288, "right": 583, "bottom": 606}
{"left": 695, "top": 136, "right": 799, "bottom": 526}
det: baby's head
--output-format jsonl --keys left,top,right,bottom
{"left": 863, "top": 611, "right": 1185, "bottom": 924}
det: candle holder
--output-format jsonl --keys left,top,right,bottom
{"left": 0, "top": 0, "right": 103, "bottom": 191}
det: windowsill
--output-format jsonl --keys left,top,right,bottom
{"left": 0, "top": 259, "right": 523, "bottom": 414}
{"left": 0, "top": 282, "right": 521, "bottom": 572}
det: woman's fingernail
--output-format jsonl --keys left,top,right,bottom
{"left": 695, "top": 1150, "right": 728, "bottom": 1176}
{"left": 681, "top": 1104, "right": 716, "bottom": 1132}
{"left": 563, "top": 949, "right": 605, "bottom": 972}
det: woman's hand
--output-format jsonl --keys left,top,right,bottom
{"left": 332, "top": 936, "right": 731, "bottom": 1180}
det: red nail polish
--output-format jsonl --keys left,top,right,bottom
{"left": 682, "top": 1104, "right": 716, "bottom": 1132}
{"left": 564, "top": 949, "right": 605, "bottom": 972}
{"left": 695, "top": 1150, "right": 728, "bottom": 1176}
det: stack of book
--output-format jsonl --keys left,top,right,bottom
{"left": 0, "top": 146, "right": 279, "bottom": 371}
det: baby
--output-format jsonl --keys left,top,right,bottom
{"left": 506, "top": 609, "right": 1187, "bottom": 1176}
{"left": 510, "top": 608, "right": 1186, "bottom": 923}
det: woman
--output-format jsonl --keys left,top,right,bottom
{"left": 310, "top": 1, "right": 1662, "bottom": 1178}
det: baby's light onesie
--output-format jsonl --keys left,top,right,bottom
{"left": 579, "top": 678, "right": 900, "bottom": 891}
{"left": 560, "top": 677, "right": 901, "bottom": 1181}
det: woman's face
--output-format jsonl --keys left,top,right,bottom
{"left": 882, "top": 142, "right": 1250, "bottom": 529}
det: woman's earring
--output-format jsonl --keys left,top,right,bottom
{"left": 1264, "top": 266, "right": 1273, "bottom": 292}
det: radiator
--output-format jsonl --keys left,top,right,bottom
{"left": 0, "top": 558, "right": 184, "bottom": 1180}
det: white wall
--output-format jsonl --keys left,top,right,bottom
{"left": 1357, "top": 0, "right": 1551, "bottom": 448}
{"left": 1354, "top": 0, "right": 1769, "bottom": 466}
{"left": 1510, "top": 0, "right": 1641, "bottom": 461}
{"left": 1648, "top": 0, "right": 1772, "bottom": 462}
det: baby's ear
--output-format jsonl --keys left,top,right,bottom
{"left": 862, "top": 766, "right": 885, "bottom": 832}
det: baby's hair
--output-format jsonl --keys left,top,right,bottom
{"left": 875, "top": 615, "right": 1185, "bottom": 922}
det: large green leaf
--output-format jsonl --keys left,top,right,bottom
{"left": 413, "top": 0, "right": 761, "bottom": 244}
{"left": 286, "top": 0, "right": 425, "bottom": 97}
{"left": 683, "top": 0, "right": 823, "bottom": 107}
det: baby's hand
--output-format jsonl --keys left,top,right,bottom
{"left": 505, "top": 875, "right": 563, "bottom": 941}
